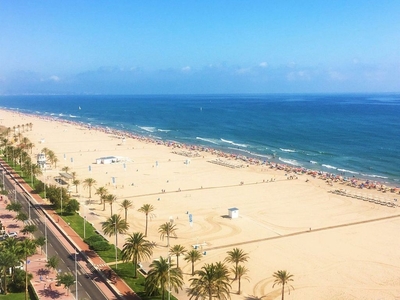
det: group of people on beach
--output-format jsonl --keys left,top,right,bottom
{"left": 28, "top": 112, "right": 399, "bottom": 195}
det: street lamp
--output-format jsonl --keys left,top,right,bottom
{"left": 30, "top": 162, "right": 33, "bottom": 185}
{"left": 168, "top": 255, "right": 171, "bottom": 300}
{"left": 115, "top": 221, "right": 118, "bottom": 269}
{"left": 43, "top": 168, "right": 46, "bottom": 200}
{"left": 60, "top": 187, "right": 63, "bottom": 216}
{"left": 75, "top": 250, "right": 78, "bottom": 300}
{"left": 27, "top": 198, "right": 31, "bottom": 220}
{"left": 44, "top": 217, "right": 48, "bottom": 260}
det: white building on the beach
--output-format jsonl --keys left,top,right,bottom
{"left": 95, "top": 156, "right": 119, "bottom": 164}
{"left": 37, "top": 153, "right": 46, "bottom": 169}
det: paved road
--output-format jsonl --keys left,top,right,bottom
{"left": 1, "top": 167, "right": 109, "bottom": 300}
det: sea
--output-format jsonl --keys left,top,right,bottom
{"left": 0, "top": 93, "right": 399, "bottom": 185}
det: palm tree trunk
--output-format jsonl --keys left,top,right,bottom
{"left": 110, "top": 204, "right": 113, "bottom": 216}
{"left": 133, "top": 258, "right": 138, "bottom": 278}
{"left": 25, "top": 257, "right": 28, "bottom": 300}
{"left": 281, "top": 283, "right": 285, "bottom": 300}
{"left": 145, "top": 215, "right": 148, "bottom": 237}
{"left": 125, "top": 209, "right": 127, "bottom": 222}
{"left": 3, "top": 268, "right": 7, "bottom": 295}
{"left": 238, "top": 277, "right": 241, "bottom": 294}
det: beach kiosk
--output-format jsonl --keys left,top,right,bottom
{"left": 228, "top": 207, "right": 239, "bottom": 219}
{"left": 37, "top": 153, "right": 46, "bottom": 169}
{"left": 95, "top": 156, "right": 119, "bottom": 164}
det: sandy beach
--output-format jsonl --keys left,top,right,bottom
{"left": 2, "top": 109, "right": 400, "bottom": 300}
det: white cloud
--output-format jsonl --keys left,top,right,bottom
{"left": 287, "top": 70, "right": 311, "bottom": 81}
{"left": 181, "top": 66, "right": 191, "bottom": 72}
{"left": 259, "top": 62, "right": 268, "bottom": 68}
{"left": 49, "top": 75, "right": 60, "bottom": 82}
{"left": 328, "top": 71, "right": 346, "bottom": 81}
{"left": 236, "top": 68, "right": 251, "bottom": 75}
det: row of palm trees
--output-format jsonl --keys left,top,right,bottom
{"left": 0, "top": 130, "right": 295, "bottom": 299}
{"left": 0, "top": 236, "right": 38, "bottom": 299}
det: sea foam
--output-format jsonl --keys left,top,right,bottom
{"left": 221, "top": 138, "right": 247, "bottom": 148}
{"left": 196, "top": 137, "right": 219, "bottom": 145}
{"left": 279, "top": 157, "right": 302, "bottom": 166}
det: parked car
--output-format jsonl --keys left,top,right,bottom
{"left": 6, "top": 232, "right": 17, "bottom": 238}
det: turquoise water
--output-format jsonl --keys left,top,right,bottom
{"left": 1, "top": 93, "right": 399, "bottom": 184}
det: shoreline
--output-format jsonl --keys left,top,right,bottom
{"left": 2, "top": 107, "right": 398, "bottom": 191}
{"left": 2, "top": 108, "right": 400, "bottom": 299}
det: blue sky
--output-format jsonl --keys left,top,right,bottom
{"left": 0, "top": 1, "right": 399, "bottom": 94}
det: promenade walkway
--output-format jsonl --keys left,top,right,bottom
{"left": 1, "top": 159, "right": 140, "bottom": 300}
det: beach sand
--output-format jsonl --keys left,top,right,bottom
{"left": 2, "top": 109, "right": 400, "bottom": 300}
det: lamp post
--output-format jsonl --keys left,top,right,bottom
{"left": 115, "top": 221, "right": 118, "bottom": 269}
{"left": 75, "top": 250, "right": 78, "bottom": 300}
{"left": 43, "top": 168, "right": 46, "bottom": 200}
{"left": 45, "top": 217, "right": 48, "bottom": 260}
{"left": 60, "top": 187, "right": 63, "bottom": 216}
{"left": 168, "top": 255, "right": 171, "bottom": 300}
{"left": 82, "top": 200, "right": 86, "bottom": 239}
{"left": 30, "top": 162, "right": 33, "bottom": 185}
{"left": 27, "top": 198, "right": 31, "bottom": 220}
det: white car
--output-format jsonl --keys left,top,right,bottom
{"left": 7, "top": 232, "right": 17, "bottom": 238}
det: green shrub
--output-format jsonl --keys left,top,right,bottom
{"left": 34, "top": 180, "right": 44, "bottom": 193}
{"left": 84, "top": 234, "right": 103, "bottom": 246}
{"left": 91, "top": 241, "right": 111, "bottom": 251}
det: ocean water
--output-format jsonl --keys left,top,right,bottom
{"left": 0, "top": 93, "right": 399, "bottom": 184}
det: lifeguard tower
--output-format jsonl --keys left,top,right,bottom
{"left": 228, "top": 207, "right": 239, "bottom": 219}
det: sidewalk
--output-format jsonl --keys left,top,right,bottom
{"left": 0, "top": 194, "right": 73, "bottom": 300}
{"left": 1, "top": 160, "right": 140, "bottom": 300}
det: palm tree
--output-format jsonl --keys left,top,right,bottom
{"left": 61, "top": 166, "right": 70, "bottom": 173}
{"left": 102, "top": 214, "right": 129, "bottom": 254}
{"left": 121, "top": 232, "right": 154, "bottom": 278}
{"left": 0, "top": 250, "right": 14, "bottom": 294}
{"left": 17, "top": 238, "right": 37, "bottom": 300}
{"left": 159, "top": 222, "right": 177, "bottom": 248}
{"left": 46, "top": 255, "right": 60, "bottom": 277}
{"left": 56, "top": 272, "right": 75, "bottom": 295}
{"left": 188, "top": 262, "right": 231, "bottom": 300}
{"left": 224, "top": 247, "right": 249, "bottom": 280}
{"left": 52, "top": 156, "right": 59, "bottom": 168}
{"left": 14, "top": 212, "right": 28, "bottom": 223}
{"left": 35, "top": 236, "right": 46, "bottom": 255}
{"left": 2, "top": 237, "right": 21, "bottom": 281}
{"left": 21, "top": 224, "right": 37, "bottom": 236}
{"left": 73, "top": 179, "right": 80, "bottom": 193}
{"left": 6, "top": 200, "right": 22, "bottom": 212}
{"left": 138, "top": 203, "right": 155, "bottom": 237}
{"left": 95, "top": 186, "right": 108, "bottom": 209}
{"left": 169, "top": 244, "right": 186, "bottom": 269}
{"left": 144, "top": 256, "right": 184, "bottom": 300}
{"left": 272, "top": 270, "right": 294, "bottom": 300}
{"left": 83, "top": 178, "right": 97, "bottom": 201}
{"left": 120, "top": 199, "right": 133, "bottom": 222}
{"left": 232, "top": 265, "right": 249, "bottom": 295}
{"left": 184, "top": 249, "right": 203, "bottom": 275}
{"left": 31, "top": 163, "right": 42, "bottom": 183}
{"left": 105, "top": 194, "right": 117, "bottom": 216}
